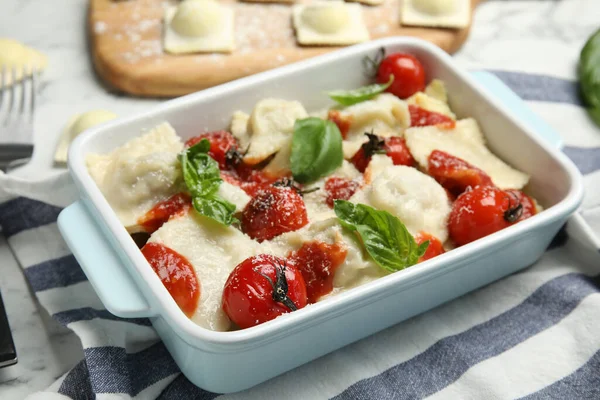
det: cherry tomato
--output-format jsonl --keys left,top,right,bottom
{"left": 241, "top": 185, "right": 309, "bottom": 242}
{"left": 327, "top": 110, "right": 353, "bottom": 140}
{"left": 324, "top": 177, "right": 360, "bottom": 208}
{"left": 222, "top": 254, "right": 307, "bottom": 329}
{"left": 138, "top": 193, "right": 191, "bottom": 233}
{"left": 185, "top": 130, "right": 238, "bottom": 169}
{"left": 448, "top": 186, "right": 537, "bottom": 246}
{"left": 384, "top": 137, "right": 415, "bottom": 167}
{"left": 409, "top": 105, "right": 456, "bottom": 129}
{"left": 428, "top": 150, "right": 494, "bottom": 197}
{"left": 377, "top": 53, "right": 426, "bottom": 99}
{"left": 505, "top": 189, "right": 537, "bottom": 220}
{"left": 350, "top": 146, "right": 372, "bottom": 174}
{"left": 222, "top": 166, "right": 279, "bottom": 197}
{"left": 141, "top": 243, "right": 200, "bottom": 317}
{"left": 414, "top": 232, "right": 445, "bottom": 263}
{"left": 444, "top": 188, "right": 457, "bottom": 203}
{"left": 351, "top": 134, "right": 414, "bottom": 173}
{"left": 287, "top": 241, "right": 348, "bottom": 303}
{"left": 221, "top": 170, "right": 243, "bottom": 186}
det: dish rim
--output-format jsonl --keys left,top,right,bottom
{"left": 67, "top": 37, "right": 584, "bottom": 347}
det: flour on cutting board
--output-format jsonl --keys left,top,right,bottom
{"left": 92, "top": 0, "right": 406, "bottom": 67}
{"left": 94, "top": 21, "right": 107, "bottom": 34}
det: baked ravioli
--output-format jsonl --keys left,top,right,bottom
{"left": 87, "top": 52, "right": 540, "bottom": 331}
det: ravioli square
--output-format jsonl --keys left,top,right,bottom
{"left": 346, "top": 0, "right": 384, "bottom": 6}
{"left": 404, "top": 118, "right": 530, "bottom": 189}
{"left": 163, "top": 4, "right": 235, "bottom": 54}
{"left": 293, "top": 2, "right": 370, "bottom": 46}
{"left": 401, "top": 0, "right": 470, "bottom": 29}
{"left": 241, "top": 0, "right": 295, "bottom": 3}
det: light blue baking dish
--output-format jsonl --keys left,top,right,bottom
{"left": 57, "top": 38, "right": 583, "bottom": 393}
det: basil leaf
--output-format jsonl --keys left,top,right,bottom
{"left": 192, "top": 197, "right": 239, "bottom": 226}
{"left": 179, "top": 139, "right": 238, "bottom": 226}
{"left": 579, "top": 28, "right": 600, "bottom": 127}
{"left": 291, "top": 117, "right": 343, "bottom": 184}
{"left": 327, "top": 75, "right": 394, "bottom": 106}
{"left": 417, "top": 241, "right": 430, "bottom": 259}
{"left": 334, "top": 200, "right": 428, "bottom": 272}
{"left": 182, "top": 151, "right": 221, "bottom": 197}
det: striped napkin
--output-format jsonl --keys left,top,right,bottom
{"left": 0, "top": 66, "right": 598, "bottom": 399}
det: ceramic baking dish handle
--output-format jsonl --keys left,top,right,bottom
{"left": 57, "top": 201, "right": 155, "bottom": 319}
{"left": 472, "top": 71, "right": 600, "bottom": 249}
{"left": 470, "top": 71, "right": 563, "bottom": 149}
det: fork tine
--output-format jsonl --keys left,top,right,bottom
{"left": 30, "top": 65, "right": 36, "bottom": 123}
{"left": 4, "top": 65, "right": 17, "bottom": 127}
{"left": 0, "top": 64, "right": 6, "bottom": 113}
{"left": 18, "top": 65, "right": 27, "bottom": 117}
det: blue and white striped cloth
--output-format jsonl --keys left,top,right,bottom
{"left": 2, "top": 4, "right": 600, "bottom": 400}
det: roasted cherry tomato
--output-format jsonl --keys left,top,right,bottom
{"left": 428, "top": 150, "right": 494, "bottom": 197}
{"left": 448, "top": 186, "right": 537, "bottom": 246}
{"left": 287, "top": 241, "right": 348, "bottom": 303}
{"left": 222, "top": 165, "right": 280, "bottom": 197}
{"left": 350, "top": 146, "right": 372, "bottom": 174}
{"left": 409, "top": 105, "right": 456, "bottom": 129}
{"left": 221, "top": 170, "right": 243, "bottom": 186}
{"left": 185, "top": 130, "right": 238, "bottom": 169}
{"left": 241, "top": 184, "right": 309, "bottom": 242}
{"left": 324, "top": 177, "right": 361, "bottom": 208}
{"left": 351, "top": 133, "right": 415, "bottom": 173}
{"left": 505, "top": 189, "right": 537, "bottom": 220}
{"left": 137, "top": 193, "right": 191, "bottom": 233}
{"left": 414, "top": 232, "right": 445, "bottom": 263}
{"left": 377, "top": 53, "right": 426, "bottom": 99}
{"left": 384, "top": 136, "right": 415, "bottom": 167}
{"left": 239, "top": 169, "right": 280, "bottom": 197}
{"left": 327, "top": 110, "right": 353, "bottom": 140}
{"left": 444, "top": 188, "right": 457, "bottom": 203}
{"left": 142, "top": 243, "right": 200, "bottom": 317}
{"left": 222, "top": 254, "right": 307, "bottom": 329}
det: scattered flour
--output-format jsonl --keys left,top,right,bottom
{"left": 94, "top": 21, "right": 107, "bottom": 34}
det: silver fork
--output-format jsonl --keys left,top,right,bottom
{"left": 0, "top": 64, "right": 37, "bottom": 172}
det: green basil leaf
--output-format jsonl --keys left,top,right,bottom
{"left": 327, "top": 75, "right": 394, "bottom": 106}
{"left": 179, "top": 139, "right": 238, "bottom": 226}
{"left": 417, "top": 241, "right": 430, "bottom": 258}
{"left": 333, "top": 200, "right": 428, "bottom": 272}
{"left": 185, "top": 152, "right": 222, "bottom": 197}
{"left": 187, "top": 138, "right": 211, "bottom": 155}
{"left": 192, "top": 197, "right": 239, "bottom": 226}
{"left": 579, "top": 28, "right": 600, "bottom": 127}
{"left": 291, "top": 117, "right": 343, "bottom": 184}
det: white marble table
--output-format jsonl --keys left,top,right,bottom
{"left": 0, "top": 0, "right": 598, "bottom": 398}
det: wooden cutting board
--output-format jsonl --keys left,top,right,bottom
{"left": 90, "top": 0, "right": 482, "bottom": 98}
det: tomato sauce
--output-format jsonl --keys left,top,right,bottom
{"left": 138, "top": 193, "right": 191, "bottom": 233}
{"left": 288, "top": 241, "right": 348, "bottom": 303}
{"left": 327, "top": 110, "right": 353, "bottom": 139}
{"left": 414, "top": 232, "right": 445, "bottom": 263}
{"left": 141, "top": 242, "right": 200, "bottom": 317}
{"left": 222, "top": 167, "right": 279, "bottom": 197}
{"left": 324, "top": 177, "right": 360, "bottom": 208}
{"left": 428, "top": 150, "right": 493, "bottom": 197}
{"left": 184, "top": 130, "right": 238, "bottom": 169}
{"left": 409, "top": 104, "right": 456, "bottom": 129}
